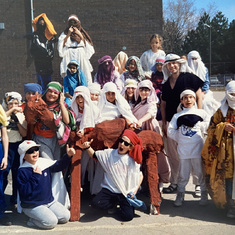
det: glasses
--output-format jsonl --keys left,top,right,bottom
{"left": 119, "top": 138, "right": 132, "bottom": 147}
{"left": 26, "top": 146, "right": 39, "bottom": 154}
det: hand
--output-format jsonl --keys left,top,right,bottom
{"left": 13, "top": 106, "right": 23, "bottom": 113}
{"left": 0, "top": 157, "right": 7, "bottom": 170}
{"left": 135, "top": 120, "right": 143, "bottom": 129}
{"left": 76, "top": 129, "right": 84, "bottom": 138}
{"left": 66, "top": 144, "right": 76, "bottom": 157}
{"left": 11, "top": 113, "right": 19, "bottom": 123}
{"left": 82, "top": 139, "right": 93, "bottom": 149}
{"left": 33, "top": 166, "right": 42, "bottom": 175}
{"left": 59, "top": 93, "right": 65, "bottom": 105}
{"left": 225, "top": 123, "right": 235, "bottom": 133}
{"left": 68, "top": 26, "right": 73, "bottom": 35}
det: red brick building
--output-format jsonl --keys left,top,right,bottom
{"left": 0, "top": 0, "right": 163, "bottom": 96}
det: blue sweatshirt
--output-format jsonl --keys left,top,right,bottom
{"left": 17, "top": 154, "right": 71, "bottom": 208}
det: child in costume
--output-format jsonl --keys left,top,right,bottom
{"left": 82, "top": 129, "right": 145, "bottom": 221}
{"left": 63, "top": 60, "right": 87, "bottom": 106}
{"left": 17, "top": 140, "right": 75, "bottom": 229}
{"left": 2, "top": 92, "right": 27, "bottom": 204}
{"left": 202, "top": 81, "right": 235, "bottom": 218}
{"left": 140, "top": 34, "right": 165, "bottom": 78}
{"left": 168, "top": 89, "right": 210, "bottom": 207}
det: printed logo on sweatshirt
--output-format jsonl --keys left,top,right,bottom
{"left": 181, "top": 125, "right": 196, "bottom": 137}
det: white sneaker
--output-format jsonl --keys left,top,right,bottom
{"left": 174, "top": 192, "right": 184, "bottom": 207}
{"left": 195, "top": 185, "right": 201, "bottom": 197}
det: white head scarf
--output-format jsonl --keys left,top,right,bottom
{"left": 2, "top": 91, "right": 22, "bottom": 111}
{"left": 71, "top": 86, "right": 99, "bottom": 130}
{"left": 134, "top": 80, "right": 158, "bottom": 103}
{"left": 88, "top": 83, "right": 101, "bottom": 95}
{"left": 162, "top": 53, "right": 193, "bottom": 84}
{"left": 220, "top": 81, "right": 235, "bottom": 117}
{"left": 187, "top": 50, "right": 206, "bottom": 82}
{"left": 121, "top": 78, "right": 138, "bottom": 96}
{"left": 98, "top": 82, "right": 137, "bottom": 123}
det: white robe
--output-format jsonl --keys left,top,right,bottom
{"left": 58, "top": 33, "right": 94, "bottom": 85}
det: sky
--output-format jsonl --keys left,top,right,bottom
{"left": 163, "top": 0, "right": 235, "bottom": 23}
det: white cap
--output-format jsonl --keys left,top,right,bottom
{"left": 180, "top": 89, "right": 196, "bottom": 99}
{"left": 18, "top": 140, "right": 40, "bottom": 165}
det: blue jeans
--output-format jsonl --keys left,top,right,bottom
{"left": 22, "top": 200, "right": 70, "bottom": 229}
{"left": 36, "top": 73, "right": 51, "bottom": 93}
{"left": 0, "top": 142, "right": 6, "bottom": 218}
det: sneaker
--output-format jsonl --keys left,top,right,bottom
{"left": 227, "top": 208, "right": 235, "bottom": 218}
{"left": 174, "top": 192, "right": 184, "bottom": 207}
{"left": 163, "top": 184, "right": 177, "bottom": 194}
{"left": 0, "top": 215, "right": 12, "bottom": 226}
{"left": 195, "top": 185, "right": 201, "bottom": 197}
{"left": 26, "top": 218, "right": 35, "bottom": 227}
{"left": 199, "top": 191, "right": 208, "bottom": 206}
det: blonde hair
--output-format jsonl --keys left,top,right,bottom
{"left": 150, "top": 34, "right": 163, "bottom": 50}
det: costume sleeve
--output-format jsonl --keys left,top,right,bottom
{"left": 140, "top": 51, "right": 148, "bottom": 72}
{"left": 50, "top": 154, "right": 71, "bottom": 172}
{"left": 147, "top": 102, "right": 157, "bottom": 118}
{"left": 57, "top": 33, "right": 68, "bottom": 58}
{"left": 63, "top": 77, "right": 69, "bottom": 93}
{"left": 84, "top": 40, "right": 95, "bottom": 59}
{"left": 201, "top": 68, "right": 210, "bottom": 93}
{"left": 167, "top": 114, "right": 179, "bottom": 142}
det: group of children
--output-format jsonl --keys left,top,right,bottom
{"left": 0, "top": 15, "right": 234, "bottom": 229}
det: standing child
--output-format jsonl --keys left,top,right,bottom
{"left": 82, "top": 129, "right": 145, "bottom": 221}
{"left": 140, "top": 34, "right": 165, "bottom": 78}
{"left": 2, "top": 92, "right": 27, "bottom": 204}
{"left": 0, "top": 105, "right": 10, "bottom": 225}
{"left": 17, "top": 140, "right": 75, "bottom": 229}
{"left": 168, "top": 89, "right": 210, "bottom": 207}
{"left": 113, "top": 51, "right": 128, "bottom": 75}
{"left": 63, "top": 60, "right": 87, "bottom": 106}
{"left": 201, "top": 81, "right": 235, "bottom": 217}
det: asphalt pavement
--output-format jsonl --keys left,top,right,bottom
{"left": 1, "top": 90, "right": 235, "bottom": 234}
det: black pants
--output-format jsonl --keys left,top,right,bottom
{"left": 92, "top": 188, "right": 134, "bottom": 221}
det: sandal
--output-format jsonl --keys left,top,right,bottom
{"left": 163, "top": 184, "right": 177, "bottom": 193}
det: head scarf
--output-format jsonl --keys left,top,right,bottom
{"left": 71, "top": 86, "right": 99, "bottom": 130}
{"left": 24, "top": 83, "right": 43, "bottom": 94}
{"left": 96, "top": 56, "right": 115, "bottom": 88}
{"left": 134, "top": 80, "right": 158, "bottom": 104}
{"left": 32, "top": 13, "right": 57, "bottom": 40}
{"left": 98, "top": 82, "right": 137, "bottom": 123}
{"left": 64, "top": 14, "right": 93, "bottom": 45}
{"left": 125, "top": 56, "right": 145, "bottom": 82}
{"left": 187, "top": 51, "right": 206, "bottom": 82}
{"left": 88, "top": 83, "right": 101, "bottom": 94}
{"left": 220, "top": 81, "right": 235, "bottom": 117}
{"left": 42, "top": 82, "right": 63, "bottom": 104}
{"left": 162, "top": 53, "right": 193, "bottom": 83}
{"left": 180, "top": 89, "right": 196, "bottom": 99}
{"left": 151, "top": 56, "right": 165, "bottom": 73}
{"left": 113, "top": 51, "right": 128, "bottom": 74}
{"left": 122, "top": 129, "right": 143, "bottom": 164}
{"left": 2, "top": 92, "right": 22, "bottom": 110}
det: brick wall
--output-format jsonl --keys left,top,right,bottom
{"left": 0, "top": 0, "right": 162, "bottom": 97}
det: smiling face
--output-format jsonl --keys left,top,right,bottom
{"left": 118, "top": 136, "right": 133, "bottom": 155}
{"left": 166, "top": 61, "right": 180, "bottom": 75}
{"left": 90, "top": 93, "right": 99, "bottom": 101}
{"left": 45, "top": 89, "right": 59, "bottom": 104}
{"left": 126, "top": 87, "right": 135, "bottom": 98}
{"left": 23, "top": 147, "right": 40, "bottom": 165}
{"left": 76, "top": 95, "right": 84, "bottom": 109}
{"left": 128, "top": 60, "right": 137, "bottom": 72}
{"left": 139, "top": 87, "right": 150, "bottom": 101}
{"left": 150, "top": 38, "right": 161, "bottom": 52}
{"left": 180, "top": 94, "right": 196, "bottom": 108}
{"left": 105, "top": 91, "right": 116, "bottom": 104}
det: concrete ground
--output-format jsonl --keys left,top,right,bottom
{"left": 1, "top": 91, "right": 235, "bottom": 234}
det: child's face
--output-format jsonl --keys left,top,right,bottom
{"left": 69, "top": 65, "right": 78, "bottom": 74}
{"left": 180, "top": 94, "right": 196, "bottom": 108}
{"left": 90, "top": 93, "right": 99, "bottom": 101}
{"left": 118, "top": 136, "right": 133, "bottom": 155}
{"left": 156, "top": 63, "right": 163, "bottom": 72}
{"left": 7, "top": 99, "right": 19, "bottom": 110}
{"left": 150, "top": 38, "right": 161, "bottom": 51}
{"left": 139, "top": 87, "right": 150, "bottom": 100}
{"left": 23, "top": 147, "right": 40, "bottom": 165}
{"left": 76, "top": 95, "right": 84, "bottom": 109}
{"left": 128, "top": 60, "right": 137, "bottom": 72}
{"left": 105, "top": 91, "right": 115, "bottom": 104}
{"left": 25, "top": 92, "right": 41, "bottom": 101}
{"left": 45, "top": 89, "right": 59, "bottom": 103}
{"left": 126, "top": 87, "right": 135, "bottom": 98}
